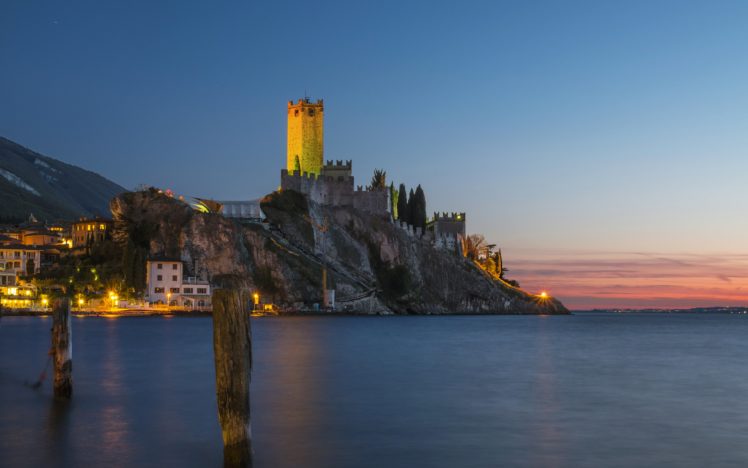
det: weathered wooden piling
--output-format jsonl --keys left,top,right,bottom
{"left": 212, "top": 289, "right": 252, "bottom": 467}
{"left": 52, "top": 298, "right": 72, "bottom": 399}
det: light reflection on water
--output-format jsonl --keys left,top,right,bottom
{"left": 3, "top": 314, "right": 748, "bottom": 467}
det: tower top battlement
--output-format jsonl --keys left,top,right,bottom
{"left": 288, "top": 98, "right": 324, "bottom": 108}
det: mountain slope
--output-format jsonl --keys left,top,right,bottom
{"left": 0, "top": 137, "right": 126, "bottom": 222}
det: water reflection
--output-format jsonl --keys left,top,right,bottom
{"left": 530, "top": 317, "right": 566, "bottom": 468}
{"left": 44, "top": 399, "right": 73, "bottom": 466}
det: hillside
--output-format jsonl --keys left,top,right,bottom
{"left": 111, "top": 189, "right": 568, "bottom": 315}
{"left": 0, "top": 137, "right": 126, "bottom": 222}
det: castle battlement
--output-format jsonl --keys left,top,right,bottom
{"left": 432, "top": 212, "right": 466, "bottom": 222}
{"left": 324, "top": 159, "right": 352, "bottom": 169}
{"left": 289, "top": 98, "right": 324, "bottom": 108}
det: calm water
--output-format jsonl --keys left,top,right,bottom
{"left": 2, "top": 313, "right": 748, "bottom": 467}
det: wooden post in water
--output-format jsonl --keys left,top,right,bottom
{"left": 52, "top": 298, "right": 72, "bottom": 399}
{"left": 212, "top": 289, "right": 252, "bottom": 467}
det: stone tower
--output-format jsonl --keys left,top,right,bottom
{"left": 287, "top": 98, "right": 324, "bottom": 175}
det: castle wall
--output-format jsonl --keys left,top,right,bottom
{"left": 287, "top": 98, "right": 324, "bottom": 175}
{"left": 352, "top": 187, "right": 389, "bottom": 215}
{"left": 280, "top": 170, "right": 354, "bottom": 207}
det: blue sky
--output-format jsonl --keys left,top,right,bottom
{"left": 3, "top": 1, "right": 748, "bottom": 307}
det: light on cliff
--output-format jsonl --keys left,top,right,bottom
{"left": 538, "top": 291, "right": 549, "bottom": 299}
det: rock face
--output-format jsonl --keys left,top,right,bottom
{"left": 111, "top": 189, "right": 568, "bottom": 315}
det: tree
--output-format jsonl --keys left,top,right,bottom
{"left": 462, "top": 234, "right": 486, "bottom": 260}
{"left": 397, "top": 184, "right": 408, "bottom": 224}
{"left": 371, "top": 169, "right": 386, "bottom": 189}
{"left": 495, "top": 249, "right": 505, "bottom": 278}
{"left": 293, "top": 155, "right": 301, "bottom": 173}
{"left": 485, "top": 256, "right": 496, "bottom": 275}
{"left": 412, "top": 185, "right": 427, "bottom": 231}
{"left": 389, "top": 182, "right": 399, "bottom": 219}
{"left": 407, "top": 188, "right": 415, "bottom": 226}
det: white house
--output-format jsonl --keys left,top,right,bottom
{"left": 145, "top": 258, "right": 211, "bottom": 309}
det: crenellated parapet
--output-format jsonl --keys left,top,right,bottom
{"left": 432, "top": 212, "right": 466, "bottom": 222}
{"left": 324, "top": 159, "right": 352, "bottom": 169}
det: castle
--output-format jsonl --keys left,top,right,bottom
{"left": 280, "top": 97, "right": 465, "bottom": 250}
{"left": 281, "top": 98, "right": 388, "bottom": 214}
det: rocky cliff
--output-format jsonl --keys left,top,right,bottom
{"left": 110, "top": 189, "right": 568, "bottom": 315}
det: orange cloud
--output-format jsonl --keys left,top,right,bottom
{"left": 504, "top": 249, "right": 748, "bottom": 310}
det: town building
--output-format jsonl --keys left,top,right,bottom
{"left": 72, "top": 217, "right": 112, "bottom": 249}
{"left": 145, "top": 258, "right": 211, "bottom": 309}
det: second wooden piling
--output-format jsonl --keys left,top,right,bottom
{"left": 212, "top": 289, "right": 252, "bottom": 467}
{"left": 52, "top": 298, "right": 72, "bottom": 399}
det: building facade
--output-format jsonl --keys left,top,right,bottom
{"left": 145, "top": 259, "right": 211, "bottom": 308}
{"left": 72, "top": 217, "right": 112, "bottom": 249}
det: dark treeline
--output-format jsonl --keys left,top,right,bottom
{"left": 392, "top": 181, "right": 426, "bottom": 231}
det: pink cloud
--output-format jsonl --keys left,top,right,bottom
{"left": 503, "top": 249, "right": 748, "bottom": 310}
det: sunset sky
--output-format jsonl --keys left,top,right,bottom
{"left": 2, "top": 1, "right": 748, "bottom": 309}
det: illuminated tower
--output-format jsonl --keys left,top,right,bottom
{"left": 287, "top": 98, "right": 324, "bottom": 175}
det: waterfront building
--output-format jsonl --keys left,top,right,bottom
{"left": 145, "top": 258, "right": 211, "bottom": 308}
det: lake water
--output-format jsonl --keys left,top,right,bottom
{"left": 2, "top": 313, "right": 748, "bottom": 467}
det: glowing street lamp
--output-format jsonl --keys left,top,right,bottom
{"left": 253, "top": 292, "right": 260, "bottom": 310}
{"left": 538, "top": 291, "right": 549, "bottom": 299}
{"left": 108, "top": 291, "right": 118, "bottom": 308}
{"left": 167, "top": 292, "right": 172, "bottom": 308}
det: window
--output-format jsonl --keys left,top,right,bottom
{"left": 172, "top": 264, "right": 177, "bottom": 270}
{"left": 154, "top": 287, "right": 164, "bottom": 293}
{"left": 183, "top": 288, "right": 193, "bottom": 294}
{"left": 172, "top": 275, "right": 177, "bottom": 281}
{"left": 309, "top": 109, "right": 315, "bottom": 116}
{"left": 197, "top": 288, "right": 207, "bottom": 294}
{"left": 157, "top": 275, "right": 162, "bottom": 281}
{"left": 157, "top": 263, "right": 163, "bottom": 269}
{"left": 170, "top": 287, "right": 180, "bottom": 293}
{"left": 14, "top": 262, "right": 20, "bottom": 268}
{"left": 100, "top": 224, "right": 106, "bottom": 230}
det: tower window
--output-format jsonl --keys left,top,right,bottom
{"left": 294, "top": 109, "right": 299, "bottom": 116}
{"left": 309, "top": 109, "right": 315, "bottom": 116}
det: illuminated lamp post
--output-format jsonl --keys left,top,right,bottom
{"left": 253, "top": 292, "right": 259, "bottom": 311}
{"left": 167, "top": 292, "right": 172, "bottom": 310}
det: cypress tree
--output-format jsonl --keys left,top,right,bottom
{"left": 413, "top": 185, "right": 427, "bottom": 230}
{"left": 397, "top": 184, "right": 408, "bottom": 224}
{"left": 389, "top": 182, "right": 398, "bottom": 219}
{"left": 407, "top": 188, "right": 415, "bottom": 226}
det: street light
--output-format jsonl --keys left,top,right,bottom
{"left": 108, "top": 291, "right": 118, "bottom": 308}
{"left": 167, "top": 292, "right": 172, "bottom": 309}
